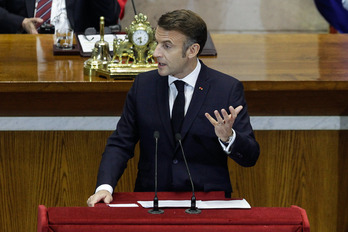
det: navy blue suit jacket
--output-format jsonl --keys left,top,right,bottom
{"left": 0, "top": 0, "right": 120, "bottom": 33}
{"left": 96, "top": 61, "right": 260, "bottom": 196}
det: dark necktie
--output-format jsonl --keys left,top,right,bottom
{"left": 171, "top": 80, "right": 185, "bottom": 135}
{"left": 35, "top": 0, "right": 53, "bottom": 29}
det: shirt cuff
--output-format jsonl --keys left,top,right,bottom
{"left": 95, "top": 184, "right": 113, "bottom": 194}
{"left": 219, "top": 128, "right": 236, "bottom": 153}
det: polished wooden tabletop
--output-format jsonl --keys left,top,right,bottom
{"left": 1, "top": 34, "right": 348, "bottom": 85}
{"left": 0, "top": 34, "right": 347, "bottom": 116}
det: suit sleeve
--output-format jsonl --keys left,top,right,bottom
{"left": 95, "top": 76, "right": 140, "bottom": 189}
{"left": 229, "top": 81, "right": 260, "bottom": 167}
{"left": 0, "top": 7, "right": 25, "bottom": 33}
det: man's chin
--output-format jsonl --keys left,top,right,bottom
{"left": 157, "top": 68, "right": 169, "bottom": 77}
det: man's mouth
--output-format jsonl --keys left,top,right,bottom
{"left": 158, "top": 62, "right": 166, "bottom": 67}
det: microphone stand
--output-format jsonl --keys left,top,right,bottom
{"left": 148, "top": 131, "right": 164, "bottom": 214}
{"left": 187, "top": 195, "right": 200, "bottom": 214}
{"left": 176, "top": 134, "right": 201, "bottom": 214}
{"left": 131, "top": 0, "right": 137, "bottom": 15}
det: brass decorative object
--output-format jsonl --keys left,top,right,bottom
{"left": 83, "top": 47, "right": 103, "bottom": 76}
{"left": 94, "top": 17, "right": 111, "bottom": 65}
{"left": 85, "top": 14, "right": 158, "bottom": 79}
{"left": 84, "top": 16, "right": 111, "bottom": 75}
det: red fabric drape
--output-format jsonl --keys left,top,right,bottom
{"left": 118, "top": 0, "right": 128, "bottom": 19}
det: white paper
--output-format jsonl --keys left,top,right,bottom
{"left": 137, "top": 199, "right": 251, "bottom": 209}
{"left": 77, "top": 34, "right": 126, "bottom": 53}
{"left": 197, "top": 199, "right": 251, "bottom": 209}
{"left": 107, "top": 203, "right": 139, "bottom": 207}
{"left": 137, "top": 200, "right": 193, "bottom": 208}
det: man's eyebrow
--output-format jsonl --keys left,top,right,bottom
{"left": 163, "top": 40, "right": 173, "bottom": 44}
{"left": 155, "top": 38, "right": 173, "bottom": 44}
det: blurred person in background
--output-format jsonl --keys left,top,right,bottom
{"left": 314, "top": 0, "right": 348, "bottom": 33}
{"left": 0, "top": 0, "right": 121, "bottom": 34}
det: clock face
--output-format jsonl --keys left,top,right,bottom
{"left": 132, "top": 30, "right": 149, "bottom": 46}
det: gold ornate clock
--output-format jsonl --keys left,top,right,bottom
{"left": 127, "top": 13, "right": 154, "bottom": 65}
{"left": 132, "top": 29, "right": 150, "bottom": 46}
{"left": 85, "top": 14, "right": 158, "bottom": 79}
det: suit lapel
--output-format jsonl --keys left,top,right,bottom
{"left": 156, "top": 75, "right": 175, "bottom": 148}
{"left": 27, "top": 0, "right": 36, "bottom": 17}
{"left": 155, "top": 61, "right": 211, "bottom": 147}
{"left": 181, "top": 62, "right": 210, "bottom": 140}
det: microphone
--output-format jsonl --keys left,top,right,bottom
{"left": 148, "top": 131, "right": 164, "bottom": 214}
{"left": 175, "top": 133, "right": 201, "bottom": 214}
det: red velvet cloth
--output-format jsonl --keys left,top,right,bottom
{"left": 37, "top": 205, "right": 48, "bottom": 232}
{"left": 38, "top": 192, "right": 310, "bottom": 232}
{"left": 291, "top": 205, "right": 311, "bottom": 232}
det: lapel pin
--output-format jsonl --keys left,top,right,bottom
{"left": 199, "top": 87, "right": 203, "bottom": 91}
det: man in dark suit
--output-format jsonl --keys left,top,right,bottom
{"left": 0, "top": 0, "right": 120, "bottom": 33}
{"left": 87, "top": 9, "right": 260, "bottom": 206}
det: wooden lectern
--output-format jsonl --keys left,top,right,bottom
{"left": 38, "top": 192, "right": 310, "bottom": 232}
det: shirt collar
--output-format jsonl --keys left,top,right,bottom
{"left": 168, "top": 59, "right": 201, "bottom": 88}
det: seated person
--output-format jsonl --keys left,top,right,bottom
{"left": 0, "top": 0, "right": 121, "bottom": 34}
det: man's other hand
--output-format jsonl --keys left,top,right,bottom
{"left": 22, "top": 18, "right": 43, "bottom": 34}
{"left": 87, "top": 190, "right": 113, "bottom": 207}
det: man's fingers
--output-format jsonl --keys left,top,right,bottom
{"left": 87, "top": 191, "right": 113, "bottom": 207}
{"left": 104, "top": 194, "right": 113, "bottom": 204}
{"left": 205, "top": 112, "right": 217, "bottom": 125}
{"left": 229, "top": 105, "right": 243, "bottom": 118}
{"left": 214, "top": 110, "right": 224, "bottom": 123}
{"left": 22, "top": 18, "right": 43, "bottom": 34}
{"left": 206, "top": 106, "right": 243, "bottom": 127}
{"left": 220, "top": 108, "right": 229, "bottom": 120}
{"left": 235, "top": 105, "right": 243, "bottom": 114}
{"left": 22, "top": 18, "right": 39, "bottom": 34}
{"left": 35, "top": 18, "right": 44, "bottom": 23}
{"left": 87, "top": 195, "right": 102, "bottom": 207}
{"left": 87, "top": 195, "right": 95, "bottom": 207}
{"left": 87, "top": 194, "right": 101, "bottom": 207}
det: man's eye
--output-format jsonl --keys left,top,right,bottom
{"left": 163, "top": 43, "right": 171, "bottom": 49}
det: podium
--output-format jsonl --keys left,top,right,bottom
{"left": 37, "top": 192, "right": 310, "bottom": 232}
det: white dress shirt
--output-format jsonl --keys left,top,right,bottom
{"left": 168, "top": 60, "right": 201, "bottom": 117}
{"left": 343, "top": 0, "right": 348, "bottom": 11}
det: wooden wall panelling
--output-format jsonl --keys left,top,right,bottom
{"left": 0, "top": 130, "right": 347, "bottom": 232}
{"left": 337, "top": 130, "right": 348, "bottom": 232}
{"left": 228, "top": 130, "right": 347, "bottom": 232}
{"left": 0, "top": 131, "right": 110, "bottom": 232}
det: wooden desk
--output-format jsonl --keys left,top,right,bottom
{"left": 0, "top": 34, "right": 347, "bottom": 116}
{"left": 0, "top": 34, "right": 347, "bottom": 232}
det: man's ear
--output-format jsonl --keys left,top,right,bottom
{"left": 187, "top": 43, "right": 200, "bottom": 58}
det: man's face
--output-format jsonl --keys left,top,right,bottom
{"left": 153, "top": 27, "right": 192, "bottom": 79}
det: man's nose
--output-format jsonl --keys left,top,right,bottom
{"left": 153, "top": 44, "right": 161, "bottom": 57}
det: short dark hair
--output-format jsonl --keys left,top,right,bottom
{"left": 157, "top": 9, "right": 207, "bottom": 56}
